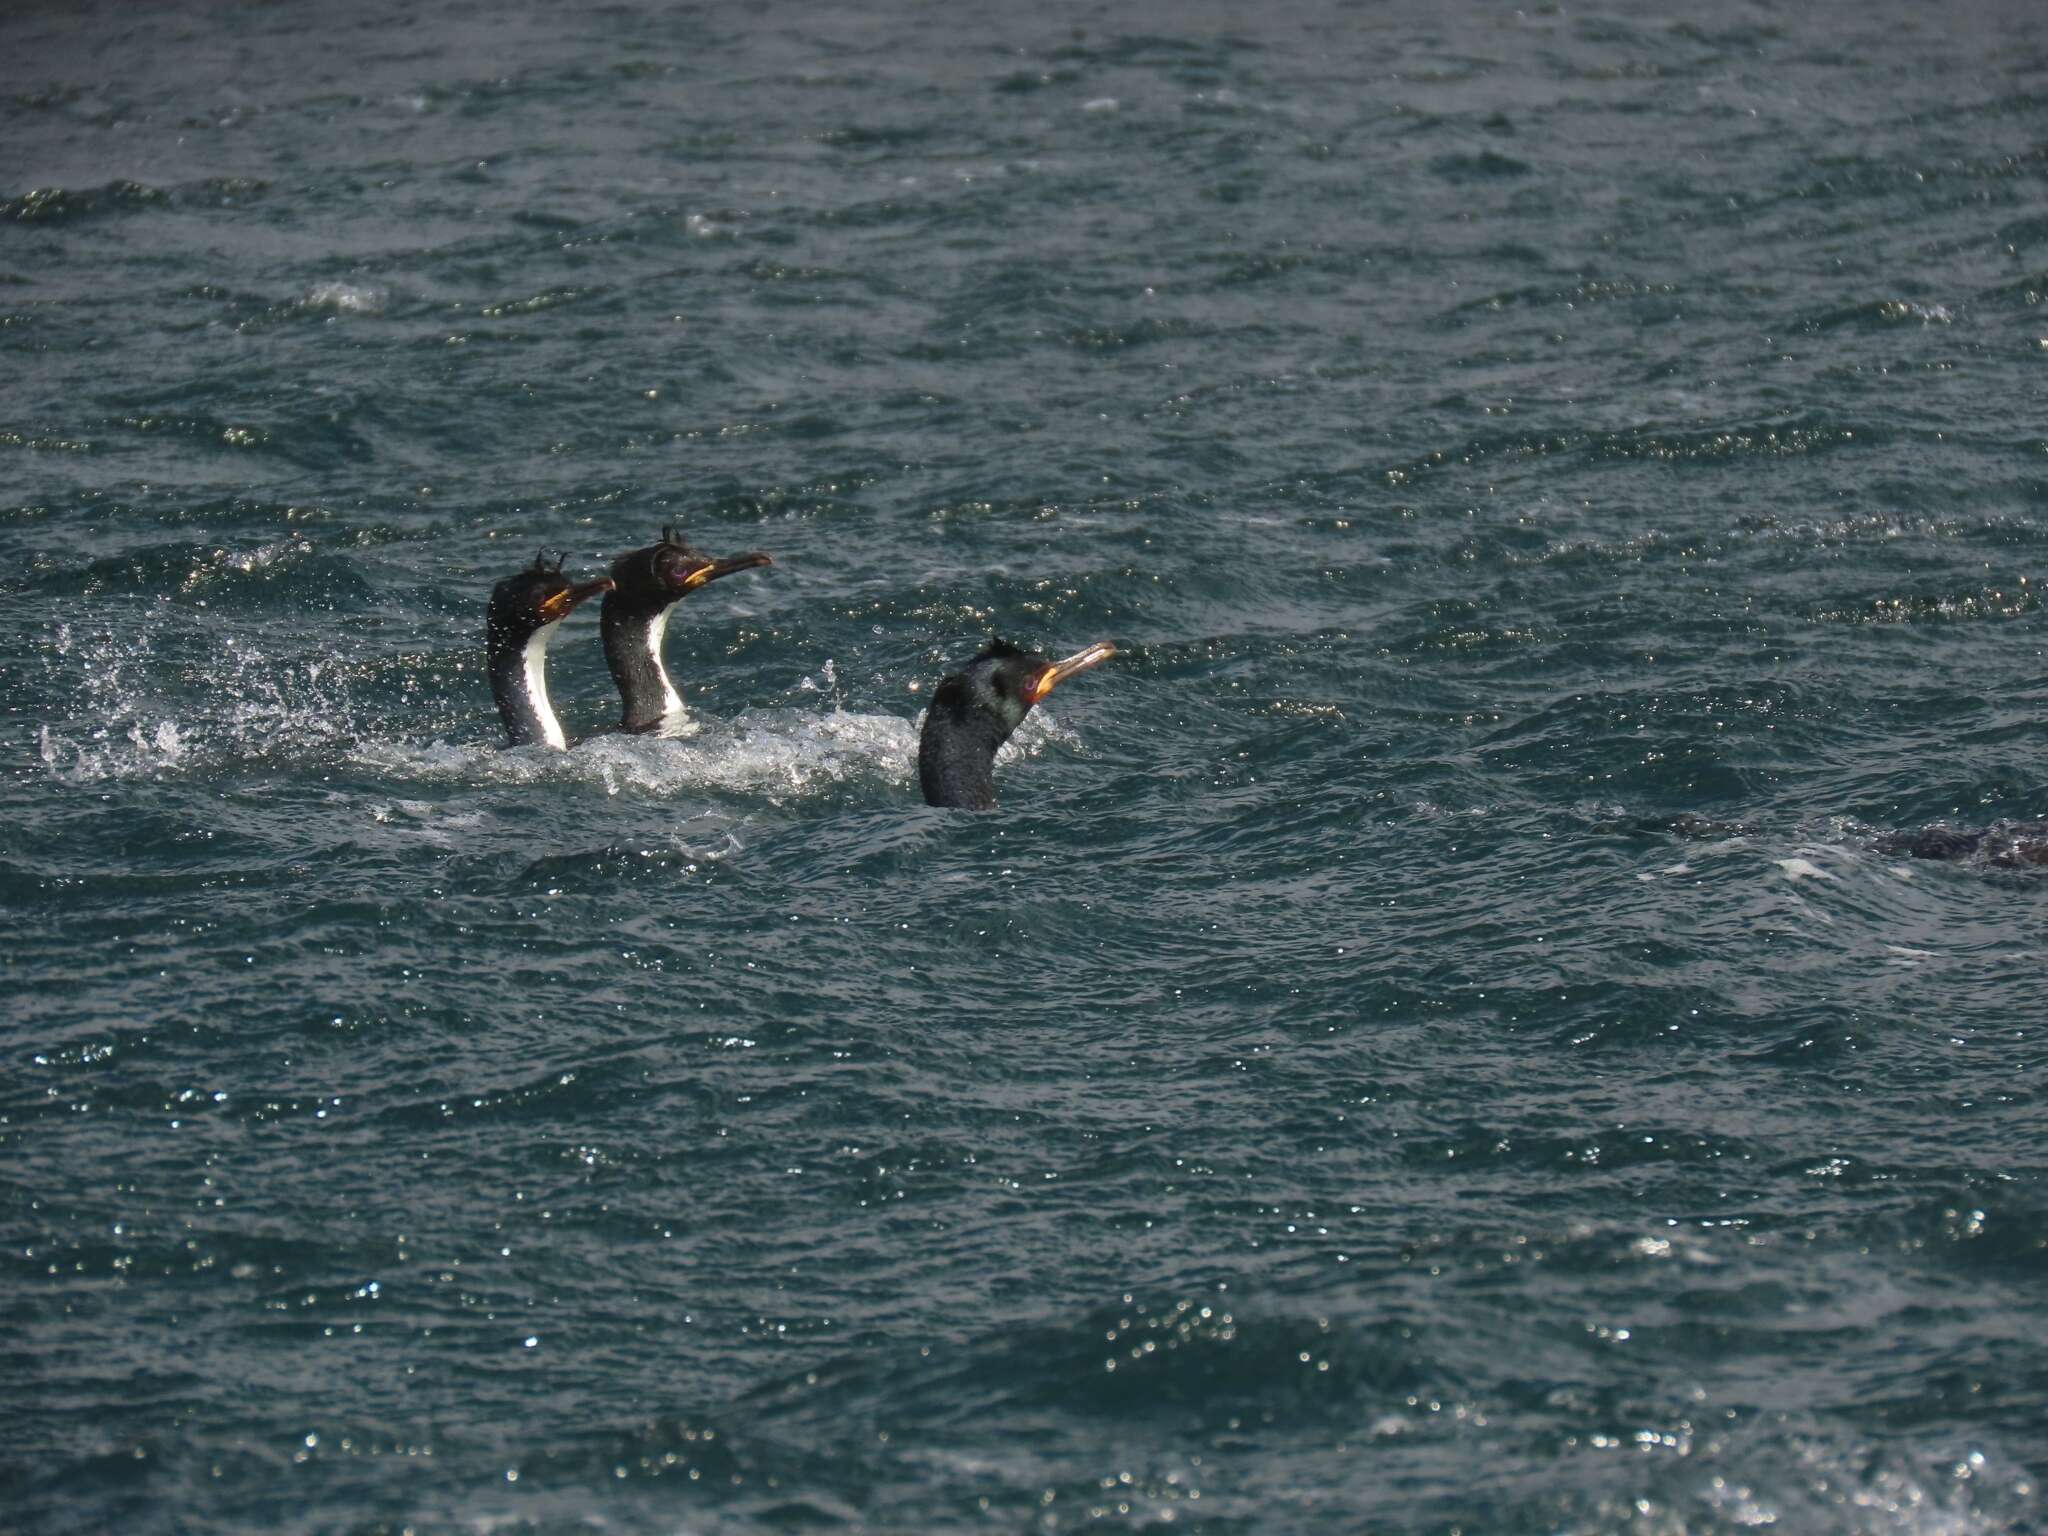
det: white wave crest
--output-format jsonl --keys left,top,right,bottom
{"left": 302, "top": 282, "right": 386, "bottom": 314}
{"left": 34, "top": 613, "right": 365, "bottom": 783}
{"left": 347, "top": 703, "right": 1084, "bottom": 804}
{"left": 351, "top": 708, "right": 918, "bottom": 803}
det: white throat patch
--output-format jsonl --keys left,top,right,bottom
{"left": 645, "top": 606, "right": 684, "bottom": 720}
{"left": 522, "top": 623, "right": 567, "bottom": 750}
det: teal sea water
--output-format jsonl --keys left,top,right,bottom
{"left": 6, "top": 2, "right": 2048, "bottom": 1530}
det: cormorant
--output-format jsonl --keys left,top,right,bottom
{"left": 1883, "top": 821, "right": 2048, "bottom": 868}
{"left": 918, "top": 638, "right": 1116, "bottom": 809}
{"left": 601, "top": 528, "right": 773, "bottom": 733}
{"left": 486, "top": 554, "right": 613, "bottom": 749}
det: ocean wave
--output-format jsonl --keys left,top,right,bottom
{"left": 35, "top": 537, "right": 377, "bottom": 607}
{"left": 1, "top": 176, "right": 270, "bottom": 223}
{"left": 349, "top": 704, "right": 1087, "bottom": 805}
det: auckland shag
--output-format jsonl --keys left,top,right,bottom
{"left": 602, "top": 528, "right": 773, "bottom": 733}
{"left": 1884, "top": 821, "right": 2048, "bottom": 868}
{"left": 918, "top": 638, "right": 1116, "bottom": 809}
{"left": 486, "top": 554, "right": 613, "bottom": 750}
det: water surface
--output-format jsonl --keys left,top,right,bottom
{"left": 5, "top": 2, "right": 2047, "bottom": 1531}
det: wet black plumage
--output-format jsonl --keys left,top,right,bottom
{"left": 1881, "top": 821, "right": 2048, "bottom": 867}
{"left": 918, "top": 638, "right": 1115, "bottom": 809}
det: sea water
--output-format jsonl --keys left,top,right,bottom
{"left": 5, "top": 3, "right": 2046, "bottom": 1531}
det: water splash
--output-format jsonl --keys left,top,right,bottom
{"left": 352, "top": 707, "right": 919, "bottom": 803}
{"left": 32, "top": 607, "right": 369, "bottom": 783}
{"left": 301, "top": 282, "right": 386, "bottom": 314}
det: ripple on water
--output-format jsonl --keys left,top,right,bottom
{"left": 9, "top": 3, "right": 2048, "bottom": 1533}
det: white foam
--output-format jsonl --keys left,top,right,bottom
{"left": 347, "top": 702, "right": 1088, "bottom": 804}
{"left": 796, "top": 657, "right": 839, "bottom": 695}
{"left": 1775, "top": 857, "right": 1835, "bottom": 883}
{"left": 1879, "top": 298, "right": 1954, "bottom": 324}
{"left": 576, "top": 709, "right": 917, "bottom": 801}
{"left": 351, "top": 707, "right": 923, "bottom": 804}
{"left": 39, "top": 719, "right": 187, "bottom": 782}
{"left": 302, "top": 282, "right": 386, "bottom": 314}
{"left": 35, "top": 608, "right": 363, "bottom": 783}
{"left": 366, "top": 798, "right": 485, "bottom": 846}
{"left": 1637, "top": 860, "right": 1694, "bottom": 882}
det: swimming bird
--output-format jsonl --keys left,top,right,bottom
{"left": 601, "top": 528, "right": 774, "bottom": 734}
{"left": 486, "top": 554, "right": 613, "bottom": 750}
{"left": 1883, "top": 821, "right": 2048, "bottom": 868}
{"left": 918, "top": 638, "right": 1116, "bottom": 809}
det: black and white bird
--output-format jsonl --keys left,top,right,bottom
{"left": 601, "top": 528, "right": 774, "bottom": 734}
{"left": 485, "top": 554, "right": 613, "bottom": 750}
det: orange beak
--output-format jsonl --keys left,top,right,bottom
{"left": 681, "top": 551, "right": 775, "bottom": 591}
{"left": 1023, "top": 641, "right": 1117, "bottom": 705}
{"left": 539, "top": 576, "right": 614, "bottom": 622}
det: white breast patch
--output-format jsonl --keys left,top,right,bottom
{"left": 523, "top": 625, "right": 567, "bottom": 750}
{"left": 645, "top": 607, "right": 684, "bottom": 719}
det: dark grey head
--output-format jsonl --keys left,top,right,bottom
{"left": 917, "top": 638, "right": 1116, "bottom": 809}
{"left": 486, "top": 552, "right": 613, "bottom": 749}
{"left": 487, "top": 551, "right": 608, "bottom": 647}
{"left": 601, "top": 528, "right": 774, "bottom": 733}
{"left": 605, "top": 526, "right": 774, "bottom": 619}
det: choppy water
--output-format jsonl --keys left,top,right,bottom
{"left": 6, "top": 2, "right": 2048, "bottom": 1531}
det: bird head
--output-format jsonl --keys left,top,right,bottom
{"left": 609, "top": 527, "right": 774, "bottom": 612}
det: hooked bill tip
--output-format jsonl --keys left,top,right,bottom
{"left": 681, "top": 551, "right": 775, "bottom": 589}
{"left": 1027, "top": 640, "right": 1116, "bottom": 703}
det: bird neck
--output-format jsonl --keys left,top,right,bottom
{"left": 602, "top": 594, "right": 684, "bottom": 733}
{"left": 488, "top": 622, "right": 568, "bottom": 750}
{"left": 918, "top": 684, "right": 1015, "bottom": 809}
